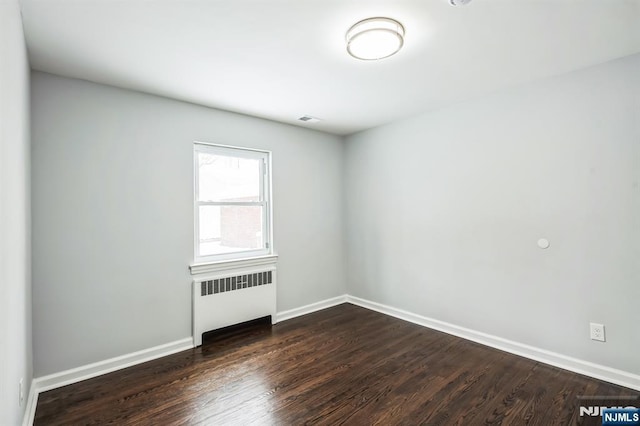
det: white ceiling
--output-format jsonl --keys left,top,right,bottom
{"left": 20, "top": 0, "right": 640, "bottom": 135}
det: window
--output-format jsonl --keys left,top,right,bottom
{"left": 194, "top": 143, "right": 271, "bottom": 263}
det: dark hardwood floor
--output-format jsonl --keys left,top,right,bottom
{"left": 34, "top": 304, "right": 638, "bottom": 425}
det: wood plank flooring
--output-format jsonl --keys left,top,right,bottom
{"left": 34, "top": 304, "right": 638, "bottom": 425}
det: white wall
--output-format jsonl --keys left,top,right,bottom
{"left": 31, "top": 72, "right": 346, "bottom": 376}
{"left": 345, "top": 54, "right": 640, "bottom": 375}
{"left": 0, "top": 0, "right": 32, "bottom": 423}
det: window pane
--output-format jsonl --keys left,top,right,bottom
{"left": 197, "top": 153, "right": 261, "bottom": 202}
{"left": 199, "top": 205, "right": 263, "bottom": 256}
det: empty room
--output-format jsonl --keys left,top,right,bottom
{"left": 1, "top": 0, "right": 639, "bottom": 424}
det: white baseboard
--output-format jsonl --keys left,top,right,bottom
{"left": 347, "top": 295, "right": 640, "bottom": 392}
{"left": 21, "top": 294, "right": 639, "bottom": 426}
{"left": 34, "top": 337, "right": 194, "bottom": 393}
{"left": 22, "top": 381, "right": 39, "bottom": 426}
{"left": 23, "top": 337, "right": 194, "bottom": 426}
{"left": 276, "top": 294, "right": 348, "bottom": 323}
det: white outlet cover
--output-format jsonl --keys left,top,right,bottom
{"left": 590, "top": 322, "right": 606, "bottom": 342}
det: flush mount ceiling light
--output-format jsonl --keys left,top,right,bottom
{"left": 346, "top": 17, "right": 405, "bottom": 61}
{"left": 449, "top": 0, "right": 473, "bottom": 5}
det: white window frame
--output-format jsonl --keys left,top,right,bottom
{"left": 193, "top": 142, "right": 272, "bottom": 264}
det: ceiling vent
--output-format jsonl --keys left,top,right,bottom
{"left": 298, "top": 116, "right": 321, "bottom": 123}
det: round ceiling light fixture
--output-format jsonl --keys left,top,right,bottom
{"left": 346, "top": 17, "right": 405, "bottom": 61}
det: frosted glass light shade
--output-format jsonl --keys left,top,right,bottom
{"left": 346, "top": 17, "right": 405, "bottom": 61}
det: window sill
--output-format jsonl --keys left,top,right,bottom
{"left": 189, "top": 254, "right": 278, "bottom": 276}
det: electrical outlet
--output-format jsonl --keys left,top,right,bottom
{"left": 19, "top": 378, "right": 24, "bottom": 406}
{"left": 590, "top": 322, "right": 605, "bottom": 342}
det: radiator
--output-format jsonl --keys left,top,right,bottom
{"left": 192, "top": 266, "right": 277, "bottom": 346}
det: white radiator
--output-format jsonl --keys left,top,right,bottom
{"left": 192, "top": 265, "right": 277, "bottom": 346}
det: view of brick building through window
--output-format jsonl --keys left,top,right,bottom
{"left": 220, "top": 196, "right": 262, "bottom": 249}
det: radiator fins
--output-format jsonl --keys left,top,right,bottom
{"left": 200, "top": 271, "right": 273, "bottom": 296}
